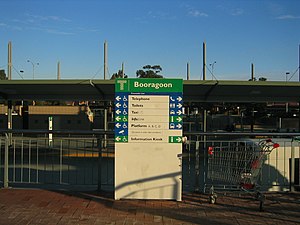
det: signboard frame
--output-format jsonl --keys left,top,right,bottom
{"left": 115, "top": 78, "right": 183, "bottom": 200}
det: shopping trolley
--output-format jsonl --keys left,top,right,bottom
{"left": 207, "top": 139, "right": 280, "bottom": 211}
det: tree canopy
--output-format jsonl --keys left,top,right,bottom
{"left": 136, "top": 65, "right": 163, "bottom": 78}
{"left": 110, "top": 70, "right": 127, "bottom": 79}
{"left": 0, "top": 70, "right": 7, "bottom": 80}
{"left": 248, "top": 77, "right": 267, "bottom": 81}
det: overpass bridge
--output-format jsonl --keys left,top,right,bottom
{"left": 1, "top": 79, "right": 300, "bottom": 102}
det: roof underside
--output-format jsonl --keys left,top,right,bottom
{"left": 0, "top": 79, "right": 299, "bottom": 103}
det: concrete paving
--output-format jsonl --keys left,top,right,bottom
{"left": 0, "top": 188, "right": 299, "bottom": 224}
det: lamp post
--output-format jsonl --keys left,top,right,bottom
{"left": 209, "top": 61, "right": 216, "bottom": 80}
{"left": 27, "top": 60, "right": 39, "bottom": 79}
{"left": 286, "top": 72, "right": 290, "bottom": 82}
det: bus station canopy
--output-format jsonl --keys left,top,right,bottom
{"left": 0, "top": 79, "right": 300, "bottom": 103}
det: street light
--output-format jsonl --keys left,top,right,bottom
{"left": 27, "top": 60, "right": 39, "bottom": 79}
{"left": 285, "top": 71, "right": 290, "bottom": 82}
{"left": 209, "top": 61, "right": 216, "bottom": 80}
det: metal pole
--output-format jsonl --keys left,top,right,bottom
{"left": 7, "top": 42, "right": 13, "bottom": 146}
{"left": 27, "top": 60, "right": 38, "bottom": 79}
{"left": 104, "top": 108, "right": 108, "bottom": 149}
{"left": 4, "top": 133, "right": 9, "bottom": 188}
{"left": 187, "top": 62, "right": 190, "bottom": 80}
{"left": 57, "top": 61, "right": 60, "bottom": 80}
{"left": 8, "top": 42, "right": 12, "bottom": 80}
{"left": 251, "top": 63, "right": 254, "bottom": 81}
{"left": 299, "top": 45, "right": 300, "bottom": 131}
{"left": 98, "top": 138, "right": 103, "bottom": 191}
{"left": 8, "top": 100, "right": 12, "bottom": 146}
{"left": 202, "top": 42, "right": 207, "bottom": 137}
{"left": 104, "top": 41, "right": 108, "bottom": 80}
{"left": 298, "top": 102, "right": 300, "bottom": 132}
{"left": 98, "top": 108, "right": 108, "bottom": 191}
{"left": 122, "top": 62, "right": 124, "bottom": 78}
{"left": 203, "top": 42, "right": 206, "bottom": 80}
{"left": 32, "top": 63, "right": 35, "bottom": 80}
{"left": 198, "top": 41, "right": 207, "bottom": 192}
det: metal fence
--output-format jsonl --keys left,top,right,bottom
{"left": 0, "top": 130, "right": 114, "bottom": 191}
{"left": 1, "top": 130, "right": 299, "bottom": 192}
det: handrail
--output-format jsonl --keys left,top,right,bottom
{"left": 1, "top": 129, "right": 300, "bottom": 137}
{"left": 183, "top": 131, "right": 300, "bottom": 137}
{"left": 0, "top": 129, "right": 114, "bottom": 135}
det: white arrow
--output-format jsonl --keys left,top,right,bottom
{"left": 116, "top": 96, "right": 121, "bottom": 101}
{"left": 116, "top": 103, "right": 121, "bottom": 108}
{"left": 115, "top": 136, "right": 121, "bottom": 141}
{"left": 116, "top": 116, "right": 121, "bottom": 121}
{"left": 177, "top": 110, "right": 182, "bottom": 115}
{"left": 118, "top": 130, "right": 125, "bottom": 134}
{"left": 115, "top": 123, "right": 121, "bottom": 128}
{"left": 176, "top": 103, "right": 182, "bottom": 108}
{"left": 176, "top": 117, "right": 182, "bottom": 122}
{"left": 176, "top": 96, "right": 182, "bottom": 101}
{"left": 176, "top": 124, "right": 182, "bottom": 129}
{"left": 116, "top": 109, "right": 121, "bottom": 115}
{"left": 176, "top": 137, "right": 182, "bottom": 142}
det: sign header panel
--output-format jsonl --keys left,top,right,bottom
{"left": 115, "top": 78, "right": 183, "bottom": 93}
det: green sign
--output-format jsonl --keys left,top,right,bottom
{"left": 169, "top": 136, "right": 182, "bottom": 143}
{"left": 115, "top": 136, "right": 128, "bottom": 143}
{"left": 115, "top": 78, "right": 183, "bottom": 93}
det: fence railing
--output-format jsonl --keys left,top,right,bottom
{"left": 1, "top": 130, "right": 299, "bottom": 192}
{"left": 0, "top": 129, "right": 114, "bottom": 191}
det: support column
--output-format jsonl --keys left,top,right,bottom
{"left": 4, "top": 134, "right": 9, "bottom": 188}
{"left": 104, "top": 41, "right": 108, "bottom": 80}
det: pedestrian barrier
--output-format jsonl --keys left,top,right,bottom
{"left": 0, "top": 131, "right": 299, "bottom": 194}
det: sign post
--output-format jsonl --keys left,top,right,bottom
{"left": 115, "top": 78, "right": 183, "bottom": 200}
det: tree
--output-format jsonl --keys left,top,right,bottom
{"left": 110, "top": 70, "right": 128, "bottom": 79}
{"left": 248, "top": 77, "right": 267, "bottom": 81}
{"left": 136, "top": 65, "right": 163, "bottom": 78}
{"left": 258, "top": 77, "right": 267, "bottom": 81}
{"left": 0, "top": 70, "right": 7, "bottom": 80}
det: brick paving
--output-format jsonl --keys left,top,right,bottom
{"left": 0, "top": 188, "right": 299, "bottom": 224}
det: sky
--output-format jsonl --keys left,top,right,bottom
{"left": 0, "top": 0, "right": 299, "bottom": 81}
